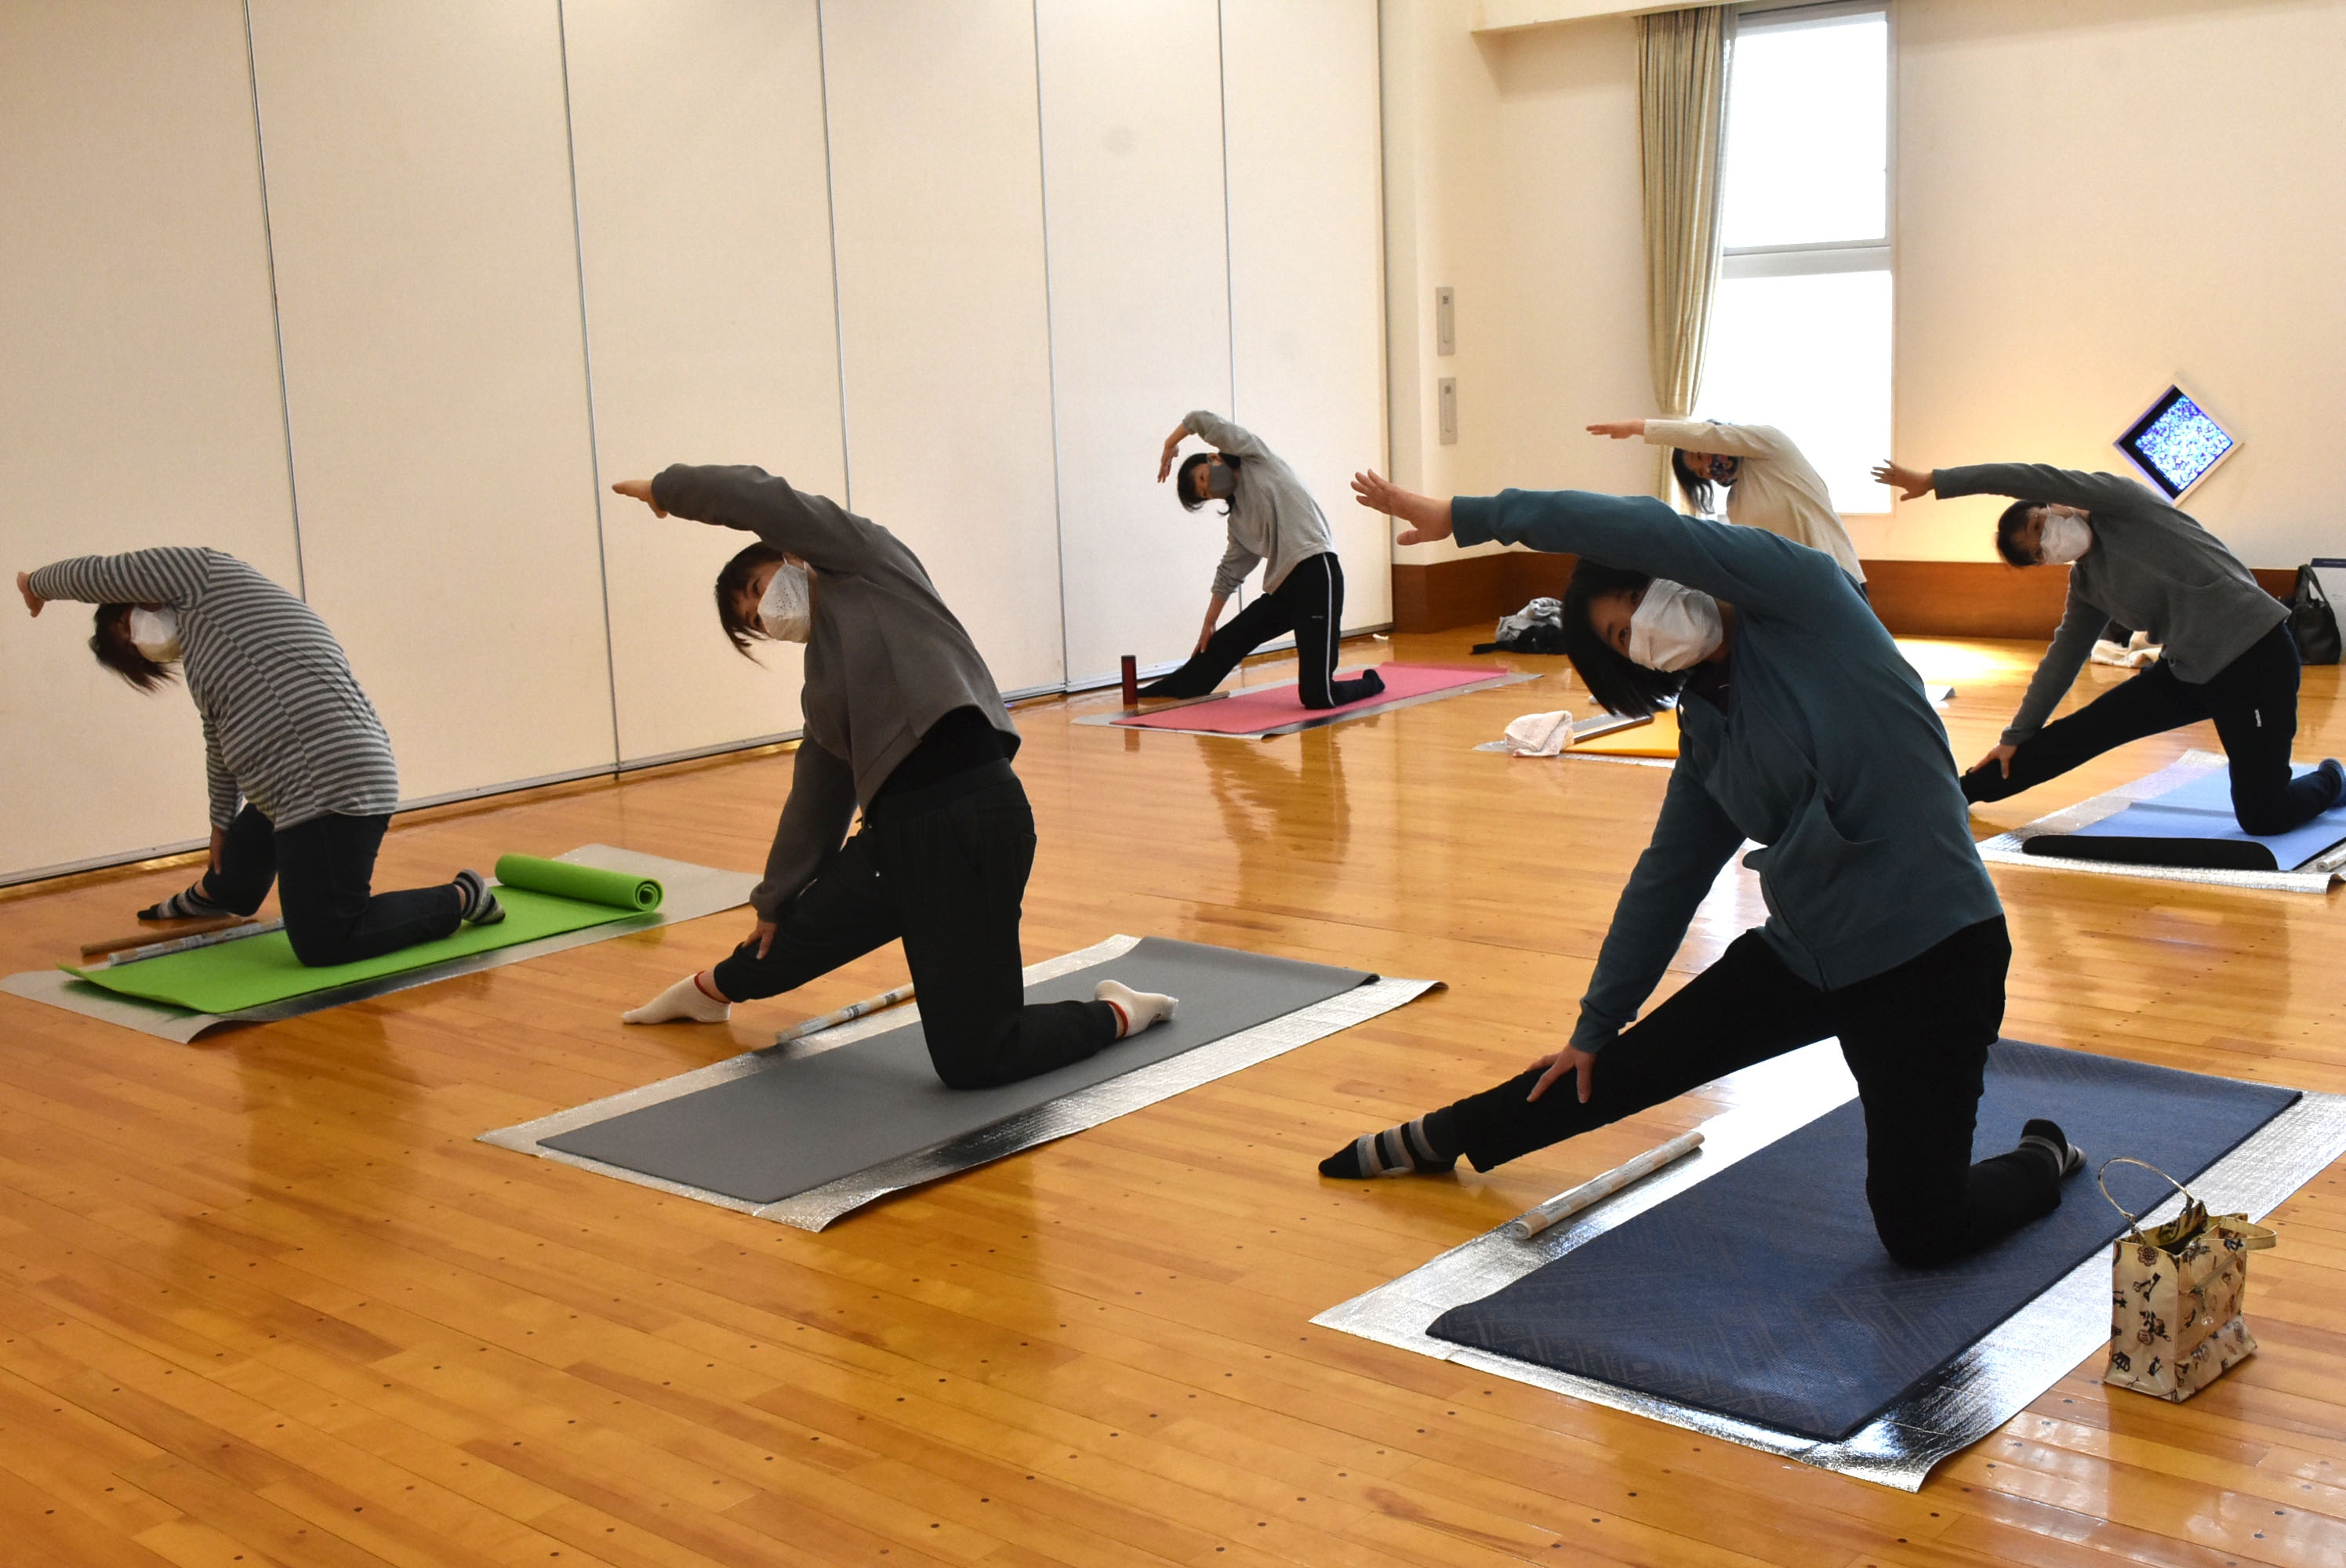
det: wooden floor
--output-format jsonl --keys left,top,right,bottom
{"left": 2, "top": 628, "right": 2342, "bottom": 1568}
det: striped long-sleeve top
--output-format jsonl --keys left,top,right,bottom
{"left": 30, "top": 547, "right": 400, "bottom": 831}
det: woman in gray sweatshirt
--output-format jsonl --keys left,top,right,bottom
{"left": 1317, "top": 470, "right": 2083, "bottom": 1269}
{"left": 15, "top": 550, "right": 503, "bottom": 964}
{"left": 1875, "top": 459, "right": 2344, "bottom": 834}
{"left": 1138, "top": 412, "right": 1384, "bottom": 709}
{"left": 606, "top": 468, "right": 1175, "bottom": 1090}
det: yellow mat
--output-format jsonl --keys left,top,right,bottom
{"left": 1572, "top": 709, "right": 1680, "bottom": 758}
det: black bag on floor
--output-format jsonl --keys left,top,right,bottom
{"left": 1473, "top": 596, "right": 1568, "bottom": 655}
{"left": 2289, "top": 565, "right": 2341, "bottom": 665}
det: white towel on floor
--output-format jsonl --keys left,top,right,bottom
{"left": 1499, "top": 710, "right": 1575, "bottom": 757}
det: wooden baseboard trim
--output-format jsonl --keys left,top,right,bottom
{"left": 1392, "top": 556, "right": 2304, "bottom": 641}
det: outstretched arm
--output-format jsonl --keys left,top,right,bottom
{"left": 1181, "top": 410, "right": 1273, "bottom": 462}
{"left": 1930, "top": 463, "right": 2154, "bottom": 514}
{"left": 612, "top": 467, "right": 875, "bottom": 575}
{"left": 25, "top": 547, "right": 214, "bottom": 610}
{"left": 1643, "top": 420, "right": 1792, "bottom": 461}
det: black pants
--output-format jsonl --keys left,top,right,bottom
{"left": 710, "top": 761, "right": 1118, "bottom": 1091}
{"left": 1139, "top": 552, "right": 1379, "bottom": 708}
{"left": 1964, "top": 622, "right": 2329, "bottom": 834}
{"left": 204, "top": 805, "right": 462, "bottom": 967}
{"left": 1440, "top": 917, "right": 2058, "bottom": 1268}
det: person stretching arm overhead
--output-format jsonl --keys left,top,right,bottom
{"left": 1872, "top": 459, "right": 2343, "bottom": 834}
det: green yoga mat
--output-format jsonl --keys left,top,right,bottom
{"left": 64, "top": 854, "right": 664, "bottom": 1015}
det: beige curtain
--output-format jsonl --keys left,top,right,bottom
{"left": 1638, "top": 8, "right": 1733, "bottom": 499}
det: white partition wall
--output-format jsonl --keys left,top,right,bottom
{"left": 0, "top": 0, "right": 301, "bottom": 877}
{"left": 248, "top": 0, "right": 616, "bottom": 802}
{"left": 562, "top": 0, "right": 844, "bottom": 762}
{"left": 1221, "top": 0, "right": 1391, "bottom": 629}
{"left": 1036, "top": 0, "right": 1235, "bottom": 688}
{"left": 819, "top": 0, "right": 1066, "bottom": 695}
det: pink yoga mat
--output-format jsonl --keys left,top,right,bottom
{"left": 1112, "top": 662, "right": 1501, "bottom": 735}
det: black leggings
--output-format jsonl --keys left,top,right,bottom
{"left": 1138, "top": 552, "right": 1379, "bottom": 708}
{"left": 1440, "top": 917, "right": 2060, "bottom": 1268}
{"left": 1965, "top": 622, "right": 2329, "bottom": 835}
{"left": 711, "top": 761, "right": 1118, "bottom": 1091}
{"left": 203, "top": 805, "right": 463, "bottom": 967}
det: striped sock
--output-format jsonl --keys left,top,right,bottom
{"left": 452, "top": 869, "right": 505, "bottom": 926}
{"left": 138, "top": 884, "right": 234, "bottom": 922}
{"left": 1319, "top": 1113, "right": 1458, "bottom": 1178}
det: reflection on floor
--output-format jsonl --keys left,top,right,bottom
{"left": 0, "top": 628, "right": 2339, "bottom": 1566}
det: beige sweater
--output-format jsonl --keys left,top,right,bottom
{"left": 1643, "top": 420, "right": 1865, "bottom": 584}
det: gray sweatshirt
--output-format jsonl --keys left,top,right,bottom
{"left": 1184, "top": 411, "right": 1337, "bottom": 597}
{"left": 30, "top": 547, "right": 398, "bottom": 831}
{"left": 650, "top": 464, "right": 1019, "bottom": 920}
{"left": 1934, "top": 464, "right": 2287, "bottom": 744}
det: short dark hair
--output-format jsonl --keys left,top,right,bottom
{"left": 1994, "top": 499, "right": 2042, "bottom": 568}
{"left": 1560, "top": 558, "right": 1687, "bottom": 717}
{"left": 714, "top": 540, "right": 791, "bottom": 659}
{"left": 1175, "top": 450, "right": 1241, "bottom": 513}
{"left": 89, "top": 604, "right": 175, "bottom": 693}
{"left": 1670, "top": 450, "right": 1717, "bottom": 517}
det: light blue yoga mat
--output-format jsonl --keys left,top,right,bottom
{"left": 2028, "top": 762, "right": 2346, "bottom": 871}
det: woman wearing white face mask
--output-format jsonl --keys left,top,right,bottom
{"left": 1874, "top": 459, "right": 2344, "bottom": 833}
{"left": 605, "top": 469, "right": 1176, "bottom": 1089}
{"left": 1587, "top": 417, "right": 1866, "bottom": 590}
{"left": 1320, "top": 474, "right": 2084, "bottom": 1270}
{"left": 1140, "top": 411, "right": 1385, "bottom": 710}
{"left": 14, "top": 550, "right": 503, "bottom": 964}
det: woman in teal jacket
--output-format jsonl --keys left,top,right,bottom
{"left": 1328, "top": 470, "right": 2081, "bottom": 1268}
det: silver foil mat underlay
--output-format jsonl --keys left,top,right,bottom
{"left": 1976, "top": 748, "right": 2346, "bottom": 894}
{"left": 483, "top": 934, "right": 1439, "bottom": 1229}
{"left": 1312, "top": 1041, "right": 2346, "bottom": 1491}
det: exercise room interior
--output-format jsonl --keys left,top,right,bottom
{"left": 5, "top": 2, "right": 2344, "bottom": 1564}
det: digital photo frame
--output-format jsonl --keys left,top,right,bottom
{"left": 2113, "top": 382, "right": 2239, "bottom": 501}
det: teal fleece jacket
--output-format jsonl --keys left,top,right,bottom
{"left": 1451, "top": 489, "right": 2003, "bottom": 1054}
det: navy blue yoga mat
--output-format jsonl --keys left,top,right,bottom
{"left": 1428, "top": 1041, "right": 2297, "bottom": 1442}
{"left": 2025, "top": 763, "right": 2346, "bottom": 871}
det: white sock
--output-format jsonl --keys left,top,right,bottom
{"left": 623, "top": 971, "right": 732, "bottom": 1025}
{"left": 1095, "top": 979, "right": 1176, "bottom": 1039}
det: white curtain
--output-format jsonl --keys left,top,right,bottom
{"left": 1638, "top": 8, "right": 1734, "bottom": 498}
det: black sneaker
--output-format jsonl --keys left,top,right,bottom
{"left": 2019, "top": 1117, "right": 2085, "bottom": 1178}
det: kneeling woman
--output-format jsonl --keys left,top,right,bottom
{"left": 1140, "top": 411, "right": 1384, "bottom": 710}
{"left": 609, "top": 466, "right": 1175, "bottom": 1091}
{"left": 16, "top": 550, "right": 503, "bottom": 964}
{"left": 1327, "top": 474, "right": 2083, "bottom": 1268}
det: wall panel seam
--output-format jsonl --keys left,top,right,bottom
{"left": 554, "top": 0, "right": 625, "bottom": 771}
{"left": 815, "top": 0, "right": 854, "bottom": 510}
{"left": 1030, "top": 1, "right": 1076, "bottom": 689}
{"left": 241, "top": 0, "right": 307, "bottom": 599}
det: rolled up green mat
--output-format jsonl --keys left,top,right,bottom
{"left": 493, "top": 854, "right": 663, "bottom": 911}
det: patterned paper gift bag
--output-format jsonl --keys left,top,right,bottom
{"left": 2100, "top": 1157, "right": 2275, "bottom": 1402}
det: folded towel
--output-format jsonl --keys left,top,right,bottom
{"left": 1500, "top": 710, "right": 1575, "bottom": 757}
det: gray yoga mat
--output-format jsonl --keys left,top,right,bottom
{"left": 543, "top": 936, "right": 1371, "bottom": 1203}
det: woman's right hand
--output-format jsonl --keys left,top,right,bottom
{"left": 1585, "top": 419, "right": 1646, "bottom": 441}
{"left": 1872, "top": 460, "right": 1934, "bottom": 501}
{"left": 745, "top": 918, "right": 776, "bottom": 960}
{"left": 611, "top": 478, "right": 668, "bottom": 517}
{"left": 1157, "top": 425, "right": 1189, "bottom": 484}
{"left": 1970, "top": 743, "right": 2017, "bottom": 779}
{"left": 16, "top": 571, "right": 42, "bottom": 616}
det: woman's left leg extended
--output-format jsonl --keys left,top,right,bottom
{"left": 1136, "top": 588, "right": 1295, "bottom": 700}
{"left": 873, "top": 775, "right": 1119, "bottom": 1091}
{"left": 1436, "top": 931, "right": 1836, "bottom": 1171}
{"left": 1963, "top": 659, "right": 2201, "bottom": 804}
{"left": 273, "top": 814, "right": 463, "bottom": 967}
{"left": 1829, "top": 916, "right": 2061, "bottom": 1266}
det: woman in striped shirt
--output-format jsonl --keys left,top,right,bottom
{"left": 16, "top": 550, "right": 505, "bottom": 966}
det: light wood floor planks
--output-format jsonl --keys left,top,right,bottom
{"left": 1, "top": 627, "right": 2341, "bottom": 1566}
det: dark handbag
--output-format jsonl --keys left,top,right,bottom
{"left": 2289, "top": 564, "right": 2341, "bottom": 665}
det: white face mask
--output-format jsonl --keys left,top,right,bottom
{"left": 1625, "top": 579, "right": 1723, "bottom": 672}
{"left": 128, "top": 608, "right": 182, "bottom": 662}
{"left": 2036, "top": 510, "right": 2094, "bottom": 565}
{"left": 757, "top": 562, "right": 813, "bottom": 643}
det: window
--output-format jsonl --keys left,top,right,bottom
{"left": 1695, "top": 4, "right": 1892, "bottom": 514}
